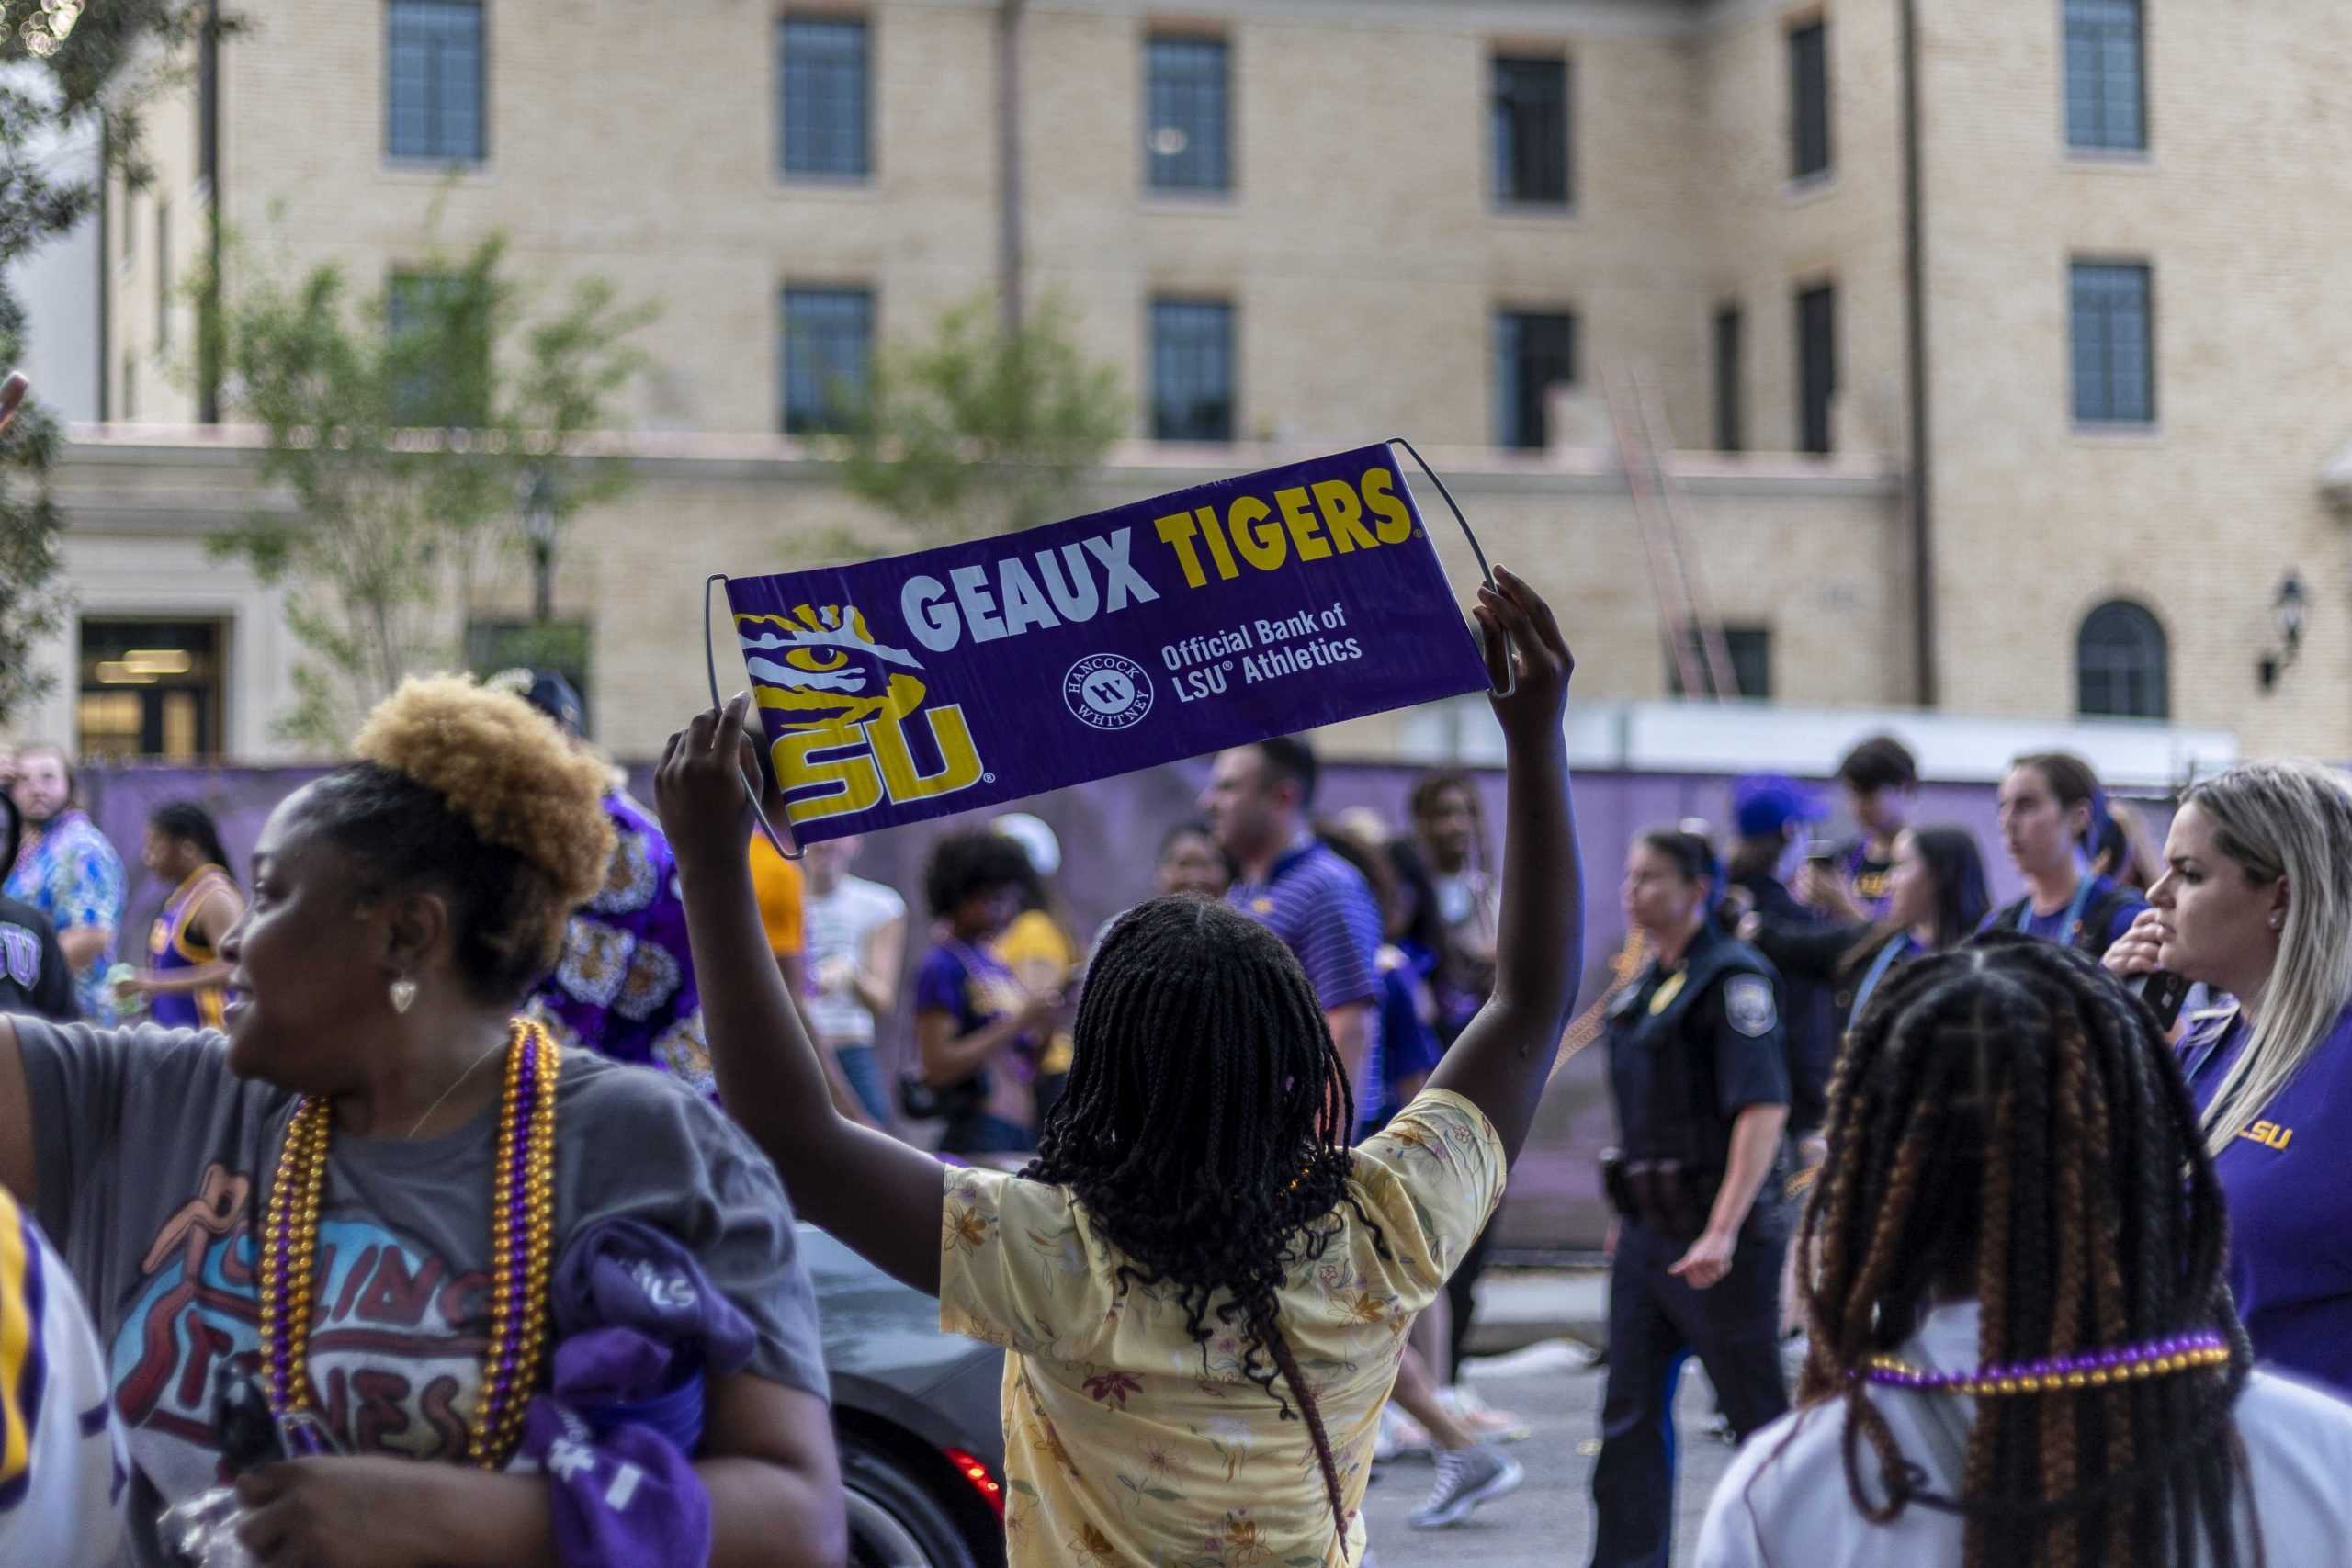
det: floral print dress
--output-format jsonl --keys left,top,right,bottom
{"left": 939, "top": 1089, "right": 1506, "bottom": 1567}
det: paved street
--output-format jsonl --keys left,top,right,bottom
{"left": 1360, "top": 1339, "right": 1738, "bottom": 1568}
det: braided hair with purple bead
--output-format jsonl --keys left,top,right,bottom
{"left": 1788, "top": 931, "right": 2256, "bottom": 1568}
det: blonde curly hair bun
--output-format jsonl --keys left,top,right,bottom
{"left": 352, "top": 675, "right": 614, "bottom": 910}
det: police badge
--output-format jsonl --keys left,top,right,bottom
{"left": 1725, "top": 974, "right": 1777, "bottom": 1038}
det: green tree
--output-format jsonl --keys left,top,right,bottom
{"left": 841, "top": 292, "right": 1125, "bottom": 547}
{"left": 0, "top": 2, "right": 231, "bottom": 728}
{"left": 208, "top": 234, "right": 651, "bottom": 747}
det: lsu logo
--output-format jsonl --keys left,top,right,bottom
{"left": 738, "top": 604, "right": 985, "bottom": 826}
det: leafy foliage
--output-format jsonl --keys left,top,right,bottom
{"left": 841, "top": 293, "right": 1125, "bottom": 547}
{"left": 208, "top": 232, "right": 651, "bottom": 747}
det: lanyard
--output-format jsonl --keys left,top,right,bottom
{"left": 1850, "top": 931, "right": 1917, "bottom": 1018}
{"left": 2014, "top": 869, "right": 2098, "bottom": 942}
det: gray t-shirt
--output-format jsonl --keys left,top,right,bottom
{"left": 17, "top": 1019, "right": 827, "bottom": 1567}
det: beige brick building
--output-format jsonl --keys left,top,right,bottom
{"left": 26, "top": 0, "right": 2346, "bottom": 767}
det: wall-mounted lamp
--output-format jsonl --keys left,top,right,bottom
{"left": 2258, "top": 570, "right": 2307, "bottom": 692}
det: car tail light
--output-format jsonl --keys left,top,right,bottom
{"left": 944, "top": 1446, "right": 1003, "bottom": 1518}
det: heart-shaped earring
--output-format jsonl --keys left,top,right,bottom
{"left": 390, "top": 977, "right": 418, "bottom": 1014}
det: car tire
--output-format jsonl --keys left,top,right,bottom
{"left": 842, "top": 1436, "right": 986, "bottom": 1568}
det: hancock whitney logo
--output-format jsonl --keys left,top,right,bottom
{"left": 738, "top": 604, "right": 986, "bottom": 826}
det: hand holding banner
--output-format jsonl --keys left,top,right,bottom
{"left": 718, "top": 442, "right": 1494, "bottom": 845}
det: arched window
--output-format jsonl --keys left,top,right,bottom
{"left": 2077, "top": 599, "right": 2169, "bottom": 719}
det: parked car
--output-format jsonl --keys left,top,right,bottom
{"left": 807, "top": 1224, "right": 1008, "bottom": 1568}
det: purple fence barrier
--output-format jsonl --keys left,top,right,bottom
{"left": 76, "top": 756, "right": 2134, "bottom": 1254}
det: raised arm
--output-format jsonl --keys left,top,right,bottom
{"left": 659, "top": 697, "right": 948, "bottom": 1294}
{"left": 1425, "top": 567, "right": 1582, "bottom": 1162}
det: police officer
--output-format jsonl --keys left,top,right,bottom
{"left": 1591, "top": 828, "right": 1792, "bottom": 1568}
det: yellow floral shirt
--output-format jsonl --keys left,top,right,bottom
{"left": 939, "top": 1089, "right": 1507, "bottom": 1567}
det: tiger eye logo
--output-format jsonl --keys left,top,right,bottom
{"left": 738, "top": 605, "right": 930, "bottom": 731}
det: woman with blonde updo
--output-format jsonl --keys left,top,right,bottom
{"left": 0, "top": 678, "right": 843, "bottom": 1568}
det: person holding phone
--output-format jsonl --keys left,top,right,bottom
{"left": 2102, "top": 760, "right": 2352, "bottom": 1396}
{"left": 1797, "top": 736, "right": 1918, "bottom": 921}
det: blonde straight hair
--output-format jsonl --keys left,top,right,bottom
{"left": 2181, "top": 760, "right": 2352, "bottom": 1160}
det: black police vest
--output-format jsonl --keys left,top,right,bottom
{"left": 1607, "top": 934, "right": 1774, "bottom": 1173}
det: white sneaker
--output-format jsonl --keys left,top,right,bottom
{"left": 1408, "top": 1446, "right": 1523, "bottom": 1529}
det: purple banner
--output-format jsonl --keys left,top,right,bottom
{"left": 724, "top": 444, "right": 1492, "bottom": 842}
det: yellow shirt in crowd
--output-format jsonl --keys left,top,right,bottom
{"left": 746, "top": 833, "right": 806, "bottom": 960}
{"left": 939, "top": 1089, "right": 1506, "bottom": 1567}
{"left": 993, "top": 909, "right": 1078, "bottom": 1075}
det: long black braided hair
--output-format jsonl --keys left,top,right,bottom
{"left": 1024, "top": 895, "right": 1385, "bottom": 1539}
{"left": 1792, "top": 931, "right": 2257, "bottom": 1568}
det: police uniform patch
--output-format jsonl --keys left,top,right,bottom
{"left": 1725, "top": 975, "right": 1776, "bottom": 1038}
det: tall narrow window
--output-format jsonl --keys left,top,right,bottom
{"left": 155, "top": 200, "right": 173, "bottom": 350}
{"left": 1713, "top": 305, "right": 1743, "bottom": 453}
{"left": 1494, "top": 310, "right": 1576, "bottom": 451}
{"left": 2077, "top": 599, "right": 2167, "bottom": 718}
{"left": 2065, "top": 0, "right": 2145, "bottom": 152}
{"left": 780, "top": 287, "right": 875, "bottom": 434}
{"left": 1788, "top": 19, "right": 1831, "bottom": 179}
{"left": 2071, "top": 261, "right": 2154, "bottom": 424}
{"left": 1796, "top": 283, "right": 1837, "bottom": 454}
{"left": 386, "top": 0, "right": 485, "bottom": 164}
{"left": 121, "top": 353, "right": 136, "bottom": 421}
{"left": 1150, "top": 299, "right": 1235, "bottom": 443}
{"left": 779, "top": 17, "right": 870, "bottom": 178}
{"left": 1490, "top": 56, "right": 1569, "bottom": 207}
{"left": 1145, "top": 36, "right": 1229, "bottom": 192}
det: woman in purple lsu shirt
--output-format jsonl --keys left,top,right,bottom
{"left": 2105, "top": 759, "right": 2352, "bottom": 1396}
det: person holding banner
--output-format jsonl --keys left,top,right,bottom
{"left": 660, "top": 566, "right": 1581, "bottom": 1568}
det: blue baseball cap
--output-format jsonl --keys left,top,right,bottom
{"left": 1733, "top": 774, "right": 1826, "bottom": 840}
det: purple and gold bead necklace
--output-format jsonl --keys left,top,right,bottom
{"left": 258, "top": 1018, "right": 561, "bottom": 1468}
{"left": 1853, "top": 1331, "right": 2230, "bottom": 1398}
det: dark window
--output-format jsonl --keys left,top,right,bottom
{"left": 78, "top": 618, "right": 226, "bottom": 760}
{"left": 1491, "top": 56, "right": 1569, "bottom": 206}
{"left": 780, "top": 287, "right": 874, "bottom": 434}
{"left": 1789, "top": 20, "right": 1831, "bottom": 179}
{"left": 1796, "top": 283, "right": 1837, "bottom": 454}
{"left": 1713, "top": 305, "right": 1743, "bottom": 453}
{"left": 1145, "top": 36, "right": 1229, "bottom": 192}
{"left": 779, "top": 17, "right": 870, "bottom": 178}
{"left": 1150, "top": 299, "right": 1234, "bottom": 443}
{"left": 1666, "top": 626, "right": 1772, "bottom": 699}
{"left": 386, "top": 0, "right": 485, "bottom": 164}
{"left": 2077, "top": 599, "right": 2167, "bottom": 718}
{"left": 156, "top": 200, "right": 172, "bottom": 350}
{"left": 1494, "top": 310, "right": 1576, "bottom": 451}
{"left": 121, "top": 353, "right": 135, "bottom": 421}
{"left": 2072, "top": 261, "right": 2153, "bottom": 424}
{"left": 387, "top": 270, "right": 492, "bottom": 425}
{"left": 2065, "top": 0, "right": 2144, "bottom": 152}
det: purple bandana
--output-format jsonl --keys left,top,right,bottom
{"left": 517, "top": 1218, "right": 762, "bottom": 1567}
